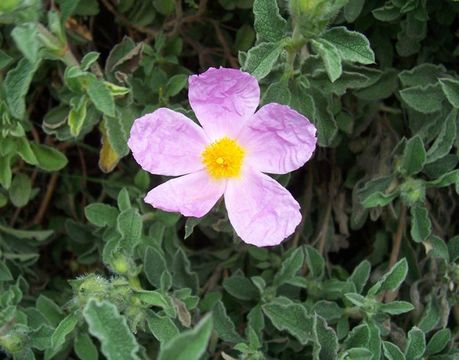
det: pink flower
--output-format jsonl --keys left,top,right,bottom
{"left": 128, "top": 67, "right": 317, "bottom": 247}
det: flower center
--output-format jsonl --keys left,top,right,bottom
{"left": 202, "top": 137, "right": 245, "bottom": 179}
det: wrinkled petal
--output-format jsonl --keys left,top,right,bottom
{"left": 145, "top": 171, "right": 225, "bottom": 217}
{"left": 128, "top": 108, "right": 208, "bottom": 176}
{"left": 238, "top": 103, "right": 317, "bottom": 174}
{"left": 224, "top": 168, "right": 301, "bottom": 246}
{"left": 188, "top": 67, "right": 260, "bottom": 140}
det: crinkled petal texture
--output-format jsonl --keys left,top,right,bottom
{"left": 188, "top": 67, "right": 260, "bottom": 140}
{"left": 224, "top": 168, "right": 301, "bottom": 246}
{"left": 127, "top": 108, "right": 208, "bottom": 176}
{"left": 238, "top": 103, "right": 317, "bottom": 174}
{"left": 145, "top": 171, "right": 225, "bottom": 218}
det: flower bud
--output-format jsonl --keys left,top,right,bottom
{"left": 400, "top": 178, "right": 425, "bottom": 206}
{"left": 289, "top": 0, "right": 323, "bottom": 17}
{"left": 0, "top": 0, "right": 21, "bottom": 12}
{"left": 110, "top": 254, "right": 136, "bottom": 276}
{"left": 75, "top": 274, "right": 110, "bottom": 305}
{"left": 0, "top": 332, "right": 26, "bottom": 354}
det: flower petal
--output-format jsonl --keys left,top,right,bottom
{"left": 127, "top": 108, "right": 208, "bottom": 176}
{"left": 238, "top": 103, "right": 317, "bottom": 174}
{"left": 224, "top": 168, "right": 301, "bottom": 246}
{"left": 145, "top": 171, "right": 225, "bottom": 218}
{"left": 188, "top": 67, "right": 260, "bottom": 140}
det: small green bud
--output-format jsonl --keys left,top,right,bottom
{"left": 400, "top": 178, "right": 426, "bottom": 206}
{"left": 110, "top": 277, "right": 132, "bottom": 309}
{"left": 0, "top": 333, "right": 26, "bottom": 354}
{"left": 110, "top": 254, "right": 136, "bottom": 276}
{"left": 76, "top": 274, "right": 110, "bottom": 305}
{"left": 0, "top": 0, "right": 21, "bottom": 12}
{"left": 289, "top": 0, "right": 323, "bottom": 16}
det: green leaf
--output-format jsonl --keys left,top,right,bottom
{"left": 37, "top": 294, "right": 65, "bottom": 327}
{"left": 426, "top": 328, "right": 451, "bottom": 355}
{"left": 344, "top": 324, "right": 369, "bottom": 349}
{"left": 343, "top": 348, "right": 373, "bottom": 360}
{"left": 418, "top": 297, "right": 440, "bottom": 333}
{"left": 68, "top": 96, "right": 88, "bottom": 137}
{"left": 400, "top": 136, "right": 426, "bottom": 176}
{"left": 103, "top": 115, "right": 130, "bottom": 157}
{"left": 383, "top": 341, "right": 406, "bottom": 360}
{"left": 440, "top": 78, "right": 459, "bottom": 108}
{"left": 311, "top": 39, "right": 343, "bottom": 82}
{"left": 399, "top": 64, "right": 447, "bottom": 87}
{"left": 368, "top": 258, "right": 408, "bottom": 296}
{"left": 11, "top": 23, "right": 41, "bottom": 64}
{"left": 166, "top": 74, "right": 187, "bottom": 97}
{"left": 213, "top": 300, "right": 243, "bottom": 343}
{"left": 379, "top": 301, "right": 414, "bottom": 315}
{"left": 313, "top": 314, "right": 338, "bottom": 360}
{"left": 135, "top": 290, "right": 169, "bottom": 308}
{"left": 410, "top": 205, "right": 431, "bottom": 243}
{"left": 172, "top": 248, "right": 199, "bottom": 293}
{"left": 344, "top": 293, "right": 366, "bottom": 307}
{"left": 322, "top": 27, "right": 375, "bottom": 64}
{"left": 367, "top": 321, "right": 382, "bottom": 360}
{"left": 31, "top": 143, "right": 68, "bottom": 171}
{"left": 48, "top": 313, "right": 79, "bottom": 357}
{"left": 263, "top": 80, "right": 291, "bottom": 105}
{"left": 153, "top": 0, "right": 175, "bottom": 16}
{"left": 253, "top": 0, "right": 287, "bottom": 43}
{"left": 74, "top": 333, "right": 98, "bottom": 360}
{"left": 425, "top": 109, "right": 457, "bottom": 164}
{"left": 313, "top": 301, "right": 344, "bottom": 322}
{"left": 85, "top": 203, "right": 119, "bottom": 227}
{"left": 223, "top": 273, "right": 259, "bottom": 301}
{"left": 349, "top": 260, "right": 371, "bottom": 294}
{"left": 355, "top": 69, "right": 398, "bottom": 101}
{"left": 144, "top": 246, "right": 168, "bottom": 288}
{"left": 147, "top": 312, "right": 179, "bottom": 344}
{"left": 344, "top": 0, "right": 365, "bottom": 22}
{"left": 0, "top": 261, "right": 13, "bottom": 281}
{"left": 158, "top": 314, "right": 213, "bottom": 360}
{"left": 0, "top": 49, "right": 13, "bottom": 70}
{"left": 117, "top": 208, "right": 142, "bottom": 245}
{"left": 262, "top": 302, "right": 312, "bottom": 344}
{"left": 87, "top": 78, "right": 115, "bottom": 117}
{"left": 243, "top": 42, "right": 283, "bottom": 80}
{"left": 83, "top": 300, "right": 140, "bottom": 360}
{"left": 9, "top": 173, "right": 31, "bottom": 207}
{"left": 0, "top": 155, "right": 13, "bottom": 189}
{"left": 80, "top": 51, "right": 100, "bottom": 71}
{"left": 405, "top": 327, "right": 426, "bottom": 360}
{"left": 16, "top": 138, "right": 38, "bottom": 165}
{"left": 448, "top": 235, "right": 459, "bottom": 262}
{"left": 305, "top": 245, "right": 325, "bottom": 278}
{"left": 273, "top": 247, "right": 305, "bottom": 287}
{"left": 0, "top": 224, "right": 53, "bottom": 241}
{"left": 429, "top": 236, "right": 449, "bottom": 261}
{"left": 4, "top": 58, "right": 40, "bottom": 119}
{"left": 400, "top": 84, "right": 445, "bottom": 114}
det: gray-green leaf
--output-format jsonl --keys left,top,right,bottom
{"left": 83, "top": 300, "right": 140, "bottom": 360}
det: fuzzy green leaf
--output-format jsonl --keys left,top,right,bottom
{"left": 158, "top": 314, "right": 213, "bottom": 360}
{"left": 83, "top": 300, "right": 141, "bottom": 360}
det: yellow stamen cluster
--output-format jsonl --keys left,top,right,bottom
{"left": 202, "top": 137, "right": 245, "bottom": 179}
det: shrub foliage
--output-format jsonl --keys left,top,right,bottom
{"left": 1, "top": 0, "right": 459, "bottom": 359}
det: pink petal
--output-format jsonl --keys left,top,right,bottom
{"left": 224, "top": 168, "right": 301, "bottom": 247}
{"left": 145, "top": 171, "right": 225, "bottom": 218}
{"left": 238, "top": 103, "right": 317, "bottom": 174}
{"left": 127, "top": 108, "right": 208, "bottom": 176}
{"left": 188, "top": 67, "right": 260, "bottom": 140}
